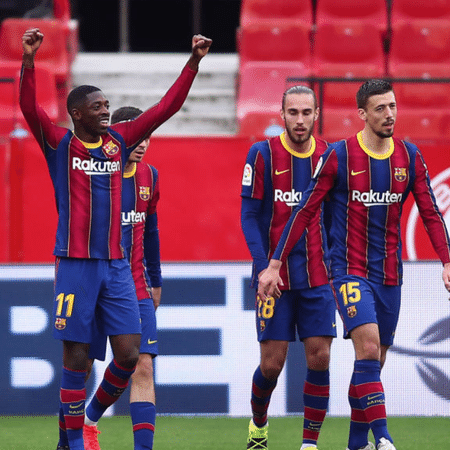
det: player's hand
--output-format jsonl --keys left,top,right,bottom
{"left": 257, "top": 260, "right": 283, "bottom": 301}
{"left": 442, "top": 262, "right": 450, "bottom": 293}
{"left": 22, "top": 28, "right": 44, "bottom": 57}
{"left": 191, "top": 34, "right": 212, "bottom": 59}
{"left": 151, "top": 287, "right": 161, "bottom": 310}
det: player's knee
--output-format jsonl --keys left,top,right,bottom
{"left": 306, "top": 348, "right": 330, "bottom": 371}
{"left": 358, "top": 341, "right": 380, "bottom": 360}
{"left": 132, "top": 354, "right": 154, "bottom": 380}
{"left": 260, "top": 359, "right": 284, "bottom": 381}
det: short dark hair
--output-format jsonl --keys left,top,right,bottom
{"left": 356, "top": 79, "right": 393, "bottom": 109}
{"left": 110, "top": 106, "right": 143, "bottom": 125}
{"left": 67, "top": 85, "right": 101, "bottom": 114}
{"left": 282, "top": 85, "right": 317, "bottom": 109}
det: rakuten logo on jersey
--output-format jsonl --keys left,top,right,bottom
{"left": 352, "top": 189, "right": 402, "bottom": 207}
{"left": 274, "top": 189, "right": 302, "bottom": 207}
{"left": 72, "top": 157, "right": 121, "bottom": 175}
{"left": 122, "top": 210, "right": 146, "bottom": 225}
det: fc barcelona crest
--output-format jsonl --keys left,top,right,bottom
{"left": 55, "top": 317, "right": 66, "bottom": 330}
{"left": 347, "top": 305, "right": 357, "bottom": 318}
{"left": 139, "top": 186, "right": 150, "bottom": 201}
{"left": 103, "top": 141, "right": 119, "bottom": 156}
{"left": 394, "top": 167, "right": 407, "bottom": 182}
{"left": 260, "top": 320, "right": 266, "bottom": 332}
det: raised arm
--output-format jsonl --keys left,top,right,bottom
{"left": 112, "top": 35, "right": 212, "bottom": 146}
{"left": 20, "top": 28, "right": 63, "bottom": 151}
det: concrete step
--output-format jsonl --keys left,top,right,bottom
{"left": 71, "top": 53, "right": 239, "bottom": 135}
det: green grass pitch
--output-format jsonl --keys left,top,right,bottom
{"left": 0, "top": 415, "right": 448, "bottom": 449}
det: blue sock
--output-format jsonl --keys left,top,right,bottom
{"left": 57, "top": 403, "right": 69, "bottom": 447}
{"left": 60, "top": 367, "right": 86, "bottom": 450}
{"left": 353, "top": 360, "right": 393, "bottom": 446}
{"left": 86, "top": 359, "right": 135, "bottom": 422}
{"left": 303, "top": 369, "right": 330, "bottom": 446}
{"left": 251, "top": 366, "right": 277, "bottom": 427}
{"left": 348, "top": 371, "right": 370, "bottom": 450}
{"left": 130, "top": 402, "right": 156, "bottom": 450}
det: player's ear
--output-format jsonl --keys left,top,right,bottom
{"left": 71, "top": 108, "right": 82, "bottom": 121}
{"left": 358, "top": 108, "right": 367, "bottom": 122}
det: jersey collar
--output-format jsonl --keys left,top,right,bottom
{"left": 280, "top": 132, "right": 315, "bottom": 158}
{"left": 123, "top": 162, "right": 137, "bottom": 178}
{"left": 357, "top": 131, "right": 394, "bottom": 160}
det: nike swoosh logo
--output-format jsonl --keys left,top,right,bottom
{"left": 275, "top": 169, "right": 290, "bottom": 175}
{"left": 69, "top": 402, "right": 84, "bottom": 409}
{"left": 148, "top": 339, "right": 157, "bottom": 345}
{"left": 367, "top": 394, "right": 383, "bottom": 400}
{"left": 351, "top": 170, "right": 366, "bottom": 176}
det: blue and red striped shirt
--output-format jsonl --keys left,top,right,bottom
{"left": 273, "top": 132, "right": 450, "bottom": 285}
{"left": 20, "top": 64, "right": 196, "bottom": 259}
{"left": 241, "top": 133, "right": 330, "bottom": 290}
{"left": 122, "top": 162, "right": 161, "bottom": 300}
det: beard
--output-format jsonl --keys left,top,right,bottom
{"left": 374, "top": 128, "right": 394, "bottom": 139}
{"left": 373, "top": 120, "right": 395, "bottom": 139}
{"left": 285, "top": 123, "right": 313, "bottom": 145}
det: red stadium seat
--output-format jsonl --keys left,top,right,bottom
{"left": 393, "top": 108, "right": 450, "bottom": 143}
{"left": 393, "top": 80, "right": 450, "bottom": 109}
{"left": 238, "top": 22, "right": 312, "bottom": 66}
{"left": 312, "top": 24, "right": 386, "bottom": 107}
{"left": 238, "top": 111, "right": 285, "bottom": 139}
{"left": 388, "top": 22, "right": 450, "bottom": 78}
{"left": 236, "top": 62, "right": 310, "bottom": 121}
{"left": 0, "top": 61, "right": 58, "bottom": 137}
{"left": 312, "top": 24, "right": 385, "bottom": 77}
{"left": 316, "top": 0, "right": 388, "bottom": 31}
{"left": 240, "top": 0, "right": 313, "bottom": 27}
{"left": 0, "top": 18, "right": 78, "bottom": 123}
{"left": 390, "top": 0, "right": 450, "bottom": 21}
{"left": 320, "top": 108, "right": 363, "bottom": 142}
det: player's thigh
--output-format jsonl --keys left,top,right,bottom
{"left": 53, "top": 257, "right": 103, "bottom": 343}
{"left": 295, "top": 284, "right": 337, "bottom": 340}
{"left": 332, "top": 275, "right": 377, "bottom": 339}
{"left": 255, "top": 290, "right": 297, "bottom": 342}
{"left": 374, "top": 284, "right": 401, "bottom": 347}
{"left": 138, "top": 297, "right": 158, "bottom": 357}
{"left": 97, "top": 258, "right": 141, "bottom": 337}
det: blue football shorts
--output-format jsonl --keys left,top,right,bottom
{"left": 89, "top": 296, "right": 158, "bottom": 361}
{"left": 331, "top": 275, "right": 401, "bottom": 346}
{"left": 255, "top": 284, "right": 337, "bottom": 342}
{"left": 53, "top": 257, "right": 141, "bottom": 343}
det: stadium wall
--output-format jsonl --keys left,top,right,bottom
{"left": 1, "top": 136, "right": 450, "bottom": 263}
{"left": 0, "top": 262, "right": 449, "bottom": 417}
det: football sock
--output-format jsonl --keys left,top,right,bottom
{"left": 348, "top": 371, "right": 371, "bottom": 450}
{"left": 60, "top": 367, "right": 87, "bottom": 450}
{"left": 57, "top": 402, "right": 69, "bottom": 447}
{"left": 130, "top": 401, "right": 156, "bottom": 450}
{"left": 352, "top": 360, "right": 393, "bottom": 445}
{"left": 86, "top": 359, "right": 135, "bottom": 423}
{"left": 251, "top": 365, "right": 277, "bottom": 427}
{"left": 302, "top": 369, "right": 330, "bottom": 446}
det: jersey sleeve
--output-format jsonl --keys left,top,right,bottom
{"left": 412, "top": 149, "right": 450, "bottom": 264}
{"left": 110, "top": 64, "right": 197, "bottom": 149}
{"left": 272, "top": 148, "right": 337, "bottom": 262}
{"left": 144, "top": 165, "right": 162, "bottom": 287}
{"left": 241, "top": 197, "right": 269, "bottom": 276}
{"left": 240, "top": 143, "right": 265, "bottom": 200}
{"left": 240, "top": 143, "right": 270, "bottom": 275}
{"left": 19, "top": 66, "right": 67, "bottom": 153}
